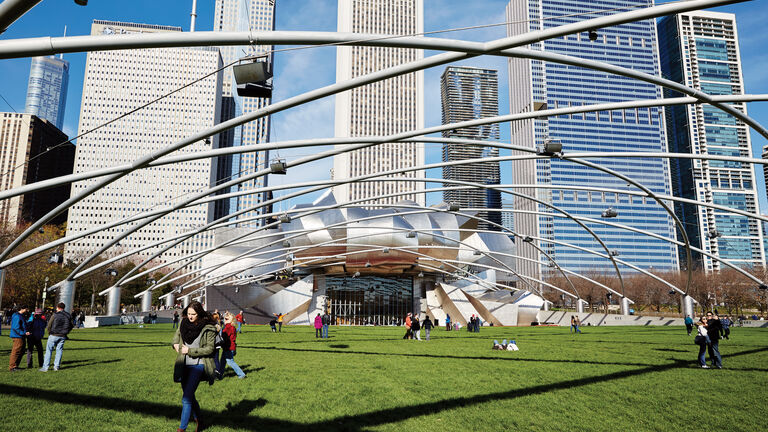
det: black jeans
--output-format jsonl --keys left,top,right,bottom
{"left": 26, "top": 337, "right": 43, "bottom": 368}
{"left": 315, "top": 328, "right": 321, "bottom": 338}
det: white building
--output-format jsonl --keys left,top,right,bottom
{"left": 213, "top": 0, "right": 276, "bottom": 223}
{"left": 333, "top": 0, "right": 425, "bottom": 207}
{"left": 65, "top": 21, "right": 223, "bottom": 269}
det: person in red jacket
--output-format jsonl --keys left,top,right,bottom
{"left": 235, "top": 310, "right": 245, "bottom": 333}
{"left": 220, "top": 313, "right": 246, "bottom": 379}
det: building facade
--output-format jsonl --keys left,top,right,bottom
{"left": 659, "top": 11, "right": 764, "bottom": 270}
{"left": 24, "top": 56, "right": 69, "bottom": 130}
{"left": 506, "top": 0, "right": 679, "bottom": 284}
{"left": 0, "top": 113, "right": 73, "bottom": 226}
{"left": 440, "top": 66, "right": 501, "bottom": 231}
{"left": 333, "top": 0, "right": 425, "bottom": 207}
{"left": 213, "top": 0, "right": 276, "bottom": 223}
{"left": 64, "top": 21, "right": 223, "bottom": 268}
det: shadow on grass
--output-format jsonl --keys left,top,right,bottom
{"left": 60, "top": 358, "right": 124, "bottom": 370}
{"left": 1, "top": 346, "right": 765, "bottom": 431}
{"left": 239, "top": 344, "right": 660, "bottom": 367}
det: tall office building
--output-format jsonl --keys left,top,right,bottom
{"left": 0, "top": 113, "right": 73, "bottom": 226}
{"left": 24, "top": 56, "right": 69, "bottom": 130}
{"left": 440, "top": 66, "right": 501, "bottom": 230}
{"left": 213, "top": 0, "right": 276, "bottom": 224}
{"left": 506, "top": 0, "right": 679, "bottom": 283}
{"left": 65, "top": 21, "right": 223, "bottom": 268}
{"left": 333, "top": 0, "right": 425, "bottom": 207}
{"left": 659, "top": 11, "right": 764, "bottom": 270}
{"left": 762, "top": 145, "right": 768, "bottom": 198}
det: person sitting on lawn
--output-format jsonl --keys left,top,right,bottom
{"left": 269, "top": 317, "right": 278, "bottom": 332}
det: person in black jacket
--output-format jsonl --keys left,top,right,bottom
{"left": 39, "top": 303, "right": 73, "bottom": 372}
{"left": 422, "top": 315, "right": 433, "bottom": 341}
{"left": 705, "top": 311, "right": 723, "bottom": 369}
{"left": 321, "top": 311, "right": 331, "bottom": 339}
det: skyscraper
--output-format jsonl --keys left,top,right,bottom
{"left": 333, "top": 0, "right": 425, "bottom": 207}
{"left": 64, "top": 21, "right": 223, "bottom": 268}
{"left": 440, "top": 66, "right": 501, "bottom": 230}
{"left": 0, "top": 113, "right": 73, "bottom": 226}
{"left": 24, "top": 56, "right": 69, "bottom": 130}
{"left": 506, "top": 0, "right": 679, "bottom": 283}
{"left": 659, "top": 11, "right": 764, "bottom": 270}
{"left": 213, "top": 0, "right": 276, "bottom": 224}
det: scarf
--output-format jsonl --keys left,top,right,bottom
{"left": 180, "top": 318, "right": 206, "bottom": 345}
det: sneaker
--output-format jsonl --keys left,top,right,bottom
{"left": 238, "top": 375, "right": 247, "bottom": 380}
{"left": 9, "top": 368, "right": 21, "bottom": 373}
{"left": 53, "top": 367, "right": 59, "bottom": 371}
{"left": 39, "top": 368, "right": 48, "bottom": 372}
{"left": 700, "top": 365, "right": 710, "bottom": 369}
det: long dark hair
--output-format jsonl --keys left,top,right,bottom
{"left": 182, "top": 301, "right": 214, "bottom": 325}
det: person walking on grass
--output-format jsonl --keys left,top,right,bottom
{"left": 173, "top": 310, "right": 180, "bottom": 329}
{"left": 220, "top": 312, "right": 246, "bottom": 379}
{"left": 8, "top": 306, "right": 29, "bottom": 372}
{"left": 574, "top": 316, "right": 582, "bottom": 334}
{"left": 39, "top": 303, "right": 73, "bottom": 372}
{"left": 322, "top": 310, "right": 331, "bottom": 339}
{"left": 706, "top": 311, "right": 723, "bottom": 369}
{"left": 403, "top": 312, "right": 413, "bottom": 340}
{"left": 236, "top": 310, "right": 245, "bottom": 334}
{"left": 694, "top": 317, "right": 711, "bottom": 368}
{"left": 412, "top": 315, "right": 421, "bottom": 341}
{"left": 570, "top": 315, "right": 576, "bottom": 333}
{"left": 684, "top": 315, "right": 694, "bottom": 336}
{"left": 25, "top": 309, "right": 46, "bottom": 369}
{"left": 445, "top": 313, "right": 451, "bottom": 331}
{"left": 314, "top": 313, "right": 322, "bottom": 338}
{"left": 720, "top": 315, "right": 732, "bottom": 340}
{"left": 422, "top": 315, "right": 433, "bottom": 341}
{"left": 172, "top": 301, "right": 217, "bottom": 432}
{"left": 211, "top": 312, "right": 223, "bottom": 379}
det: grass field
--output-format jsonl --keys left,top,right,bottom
{"left": 1, "top": 323, "right": 766, "bottom": 431}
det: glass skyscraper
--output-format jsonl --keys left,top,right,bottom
{"left": 24, "top": 56, "right": 69, "bottom": 130}
{"left": 506, "top": 0, "right": 679, "bottom": 282}
{"left": 659, "top": 11, "right": 764, "bottom": 270}
{"left": 440, "top": 66, "right": 501, "bottom": 231}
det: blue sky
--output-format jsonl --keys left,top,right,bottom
{"left": 0, "top": 0, "right": 767, "bottom": 210}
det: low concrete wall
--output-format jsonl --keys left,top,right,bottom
{"left": 537, "top": 311, "right": 768, "bottom": 327}
{"left": 83, "top": 314, "right": 172, "bottom": 328}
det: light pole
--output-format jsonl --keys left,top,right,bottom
{"left": 41, "top": 276, "right": 50, "bottom": 311}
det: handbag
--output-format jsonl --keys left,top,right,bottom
{"left": 173, "top": 355, "right": 185, "bottom": 383}
{"left": 694, "top": 335, "right": 706, "bottom": 345}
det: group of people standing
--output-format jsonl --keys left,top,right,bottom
{"left": 313, "top": 312, "right": 332, "bottom": 339}
{"left": 467, "top": 314, "right": 482, "bottom": 332}
{"left": 7, "top": 302, "right": 74, "bottom": 373}
{"left": 402, "top": 312, "right": 434, "bottom": 340}
{"left": 693, "top": 311, "right": 728, "bottom": 369}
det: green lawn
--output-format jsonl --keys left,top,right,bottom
{"left": 1, "top": 324, "right": 766, "bottom": 431}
